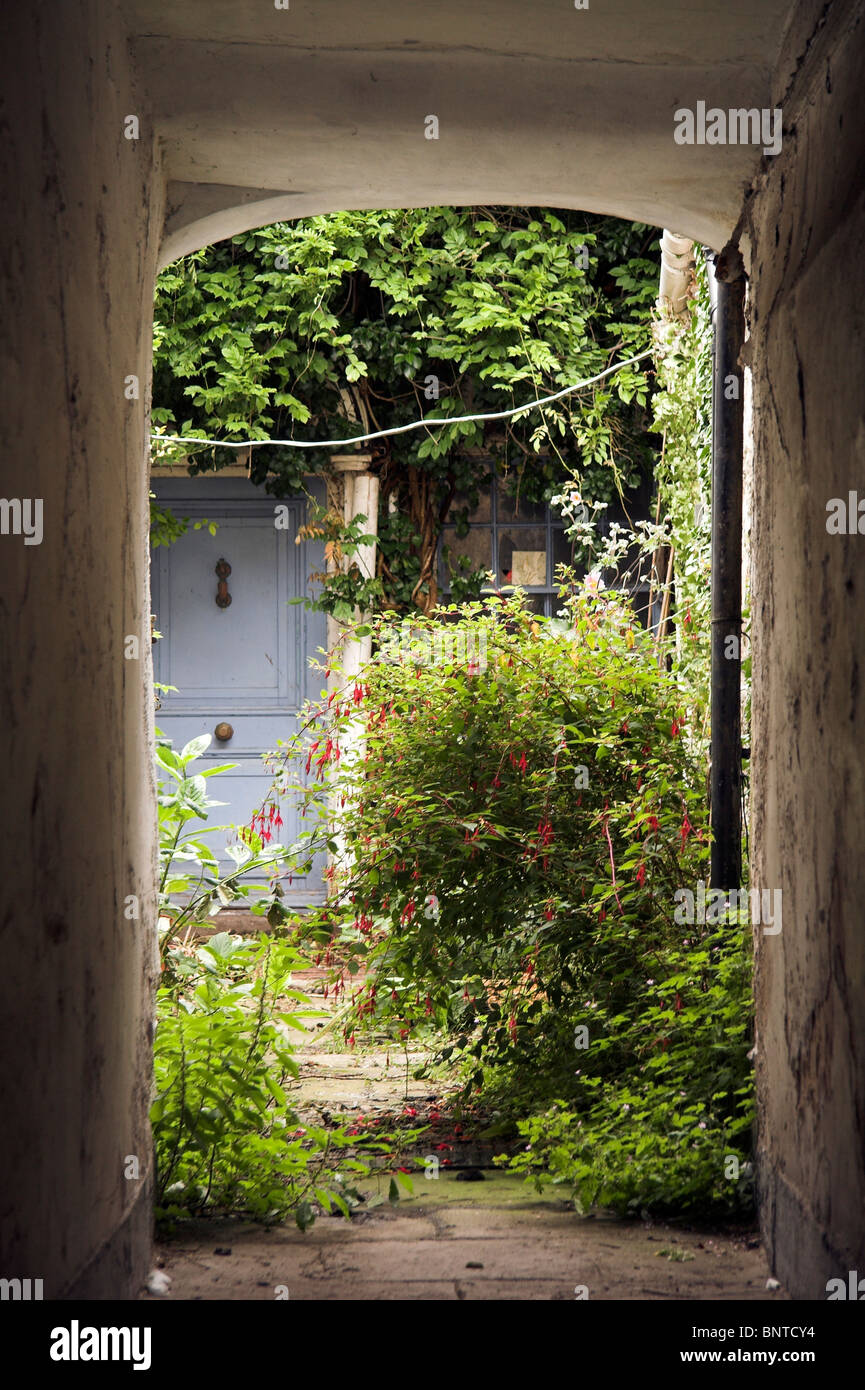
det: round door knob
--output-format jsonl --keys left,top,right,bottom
{"left": 214, "top": 722, "right": 234, "bottom": 742}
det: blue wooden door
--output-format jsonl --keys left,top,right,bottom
{"left": 151, "top": 476, "right": 327, "bottom": 904}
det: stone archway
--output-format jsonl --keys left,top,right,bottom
{"left": 1, "top": 0, "right": 862, "bottom": 1301}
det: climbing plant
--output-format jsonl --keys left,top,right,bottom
{"left": 650, "top": 254, "right": 715, "bottom": 732}
{"left": 151, "top": 208, "right": 660, "bottom": 611}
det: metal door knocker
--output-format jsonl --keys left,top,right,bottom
{"left": 215, "top": 558, "right": 232, "bottom": 608}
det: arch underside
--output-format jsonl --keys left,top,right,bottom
{"left": 135, "top": 0, "right": 795, "bottom": 264}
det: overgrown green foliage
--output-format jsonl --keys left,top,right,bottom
{"left": 152, "top": 732, "right": 400, "bottom": 1229}
{"left": 152, "top": 208, "right": 659, "bottom": 610}
{"left": 153, "top": 930, "right": 380, "bottom": 1228}
{"left": 156, "top": 730, "right": 294, "bottom": 960}
{"left": 502, "top": 914, "right": 754, "bottom": 1216}
{"left": 149, "top": 494, "right": 217, "bottom": 549}
{"left": 650, "top": 255, "right": 714, "bottom": 731}
{"left": 265, "top": 594, "right": 754, "bottom": 1214}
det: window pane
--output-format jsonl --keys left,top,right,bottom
{"left": 450, "top": 485, "right": 492, "bottom": 524}
{"left": 439, "top": 527, "right": 492, "bottom": 588}
{"left": 497, "top": 526, "right": 547, "bottom": 586}
{"left": 552, "top": 527, "right": 577, "bottom": 578}
{"left": 496, "top": 485, "right": 547, "bottom": 523}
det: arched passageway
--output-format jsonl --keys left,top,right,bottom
{"left": 1, "top": 0, "right": 863, "bottom": 1300}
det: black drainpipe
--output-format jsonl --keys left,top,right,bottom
{"left": 707, "top": 245, "right": 746, "bottom": 892}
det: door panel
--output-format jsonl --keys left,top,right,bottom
{"left": 151, "top": 477, "right": 327, "bottom": 903}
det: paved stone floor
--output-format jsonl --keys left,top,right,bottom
{"left": 148, "top": 1174, "right": 782, "bottom": 1301}
{"left": 147, "top": 963, "right": 782, "bottom": 1301}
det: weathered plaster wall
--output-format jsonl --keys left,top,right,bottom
{"left": 0, "top": 6, "right": 162, "bottom": 1297}
{"left": 746, "top": 0, "right": 865, "bottom": 1300}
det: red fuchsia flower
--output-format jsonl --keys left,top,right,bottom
{"left": 352, "top": 683, "right": 363, "bottom": 704}
{"left": 636, "top": 861, "right": 646, "bottom": 888}
{"left": 425, "top": 995, "right": 433, "bottom": 1016}
{"left": 544, "top": 904, "right": 555, "bottom": 921}
{"left": 671, "top": 718, "right": 680, "bottom": 738}
{"left": 507, "top": 1015, "right": 517, "bottom": 1042}
{"left": 620, "top": 719, "right": 629, "bottom": 735}
{"left": 679, "top": 811, "right": 692, "bottom": 850}
{"left": 648, "top": 814, "right": 660, "bottom": 833}
{"left": 519, "top": 752, "right": 528, "bottom": 774}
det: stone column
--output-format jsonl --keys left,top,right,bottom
{"left": 0, "top": 5, "right": 163, "bottom": 1297}
{"left": 326, "top": 455, "right": 380, "bottom": 681}
{"left": 745, "top": 0, "right": 865, "bottom": 1299}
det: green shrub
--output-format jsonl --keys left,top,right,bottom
{"left": 269, "top": 589, "right": 753, "bottom": 1214}
{"left": 152, "top": 929, "right": 386, "bottom": 1228}
{"left": 501, "top": 917, "right": 754, "bottom": 1216}
{"left": 152, "top": 731, "right": 393, "bottom": 1229}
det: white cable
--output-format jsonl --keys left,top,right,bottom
{"left": 149, "top": 348, "right": 652, "bottom": 452}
